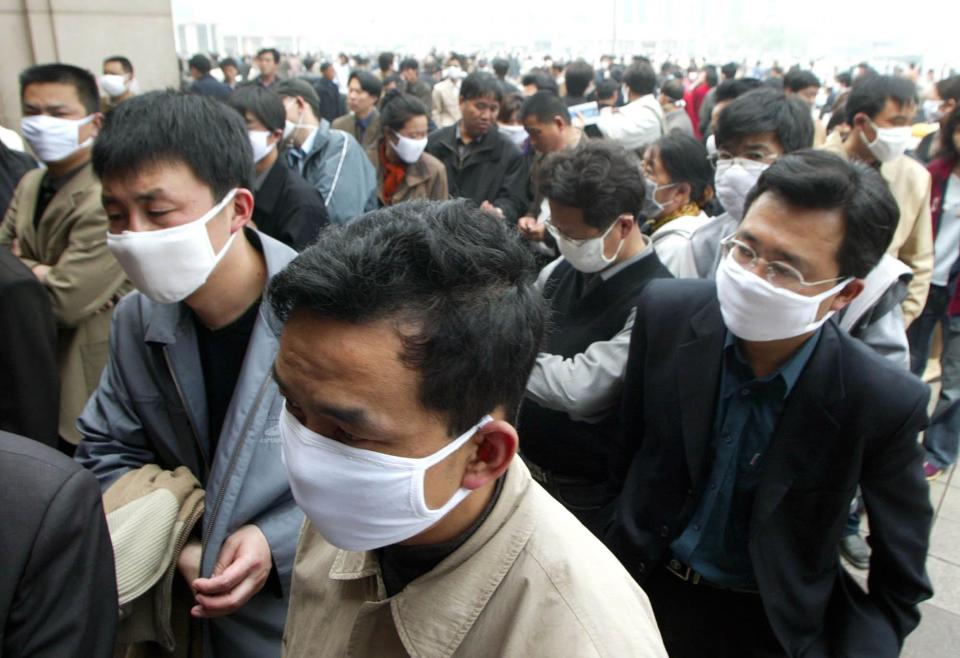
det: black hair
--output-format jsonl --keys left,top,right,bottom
{"left": 319, "top": 61, "right": 333, "bottom": 73}
{"left": 268, "top": 200, "right": 546, "bottom": 435}
{"left": 256, "top": 48, "right": 280, "bottom": 64}
{"left": 661, "top": 78, "right": 685, "bottom": 102}
{"left": 940, "top": 106, "right": 960, "bottom": 164}
{"left": 348, "top": 70, "right": 383, "bottom": 100}
{"left": 519, "top": 91, "right": 571, "bottom": 126}
{"left": 743, "top": 150, "right": 899, "bottom": 278}
{"left": 521, "top": 70, "right": 559, "bottom": 96}
{"left": 275, "top": 79, "right": 321, "bottom": 120}
{"left": 715, "top": 87, "right": 814, "bottom": 153}
{"left": 827, "top": 93, "right": 850, "bottom": 133}
{"left": 539, "top": 141, "right": 646, "bottom": 230}
{"left": 227, "top": 86, "right": 285, "bottom": 132}
{"left": 380, "top": 91, "right": 428, "bottom": 133}
{"left": 596, "top": 79, "right": 619, "bottom": 101}
{"left": 650, "top": 133, "right": 714, "bottom": 205}
{"left": 721, "top": 62, "right": 738, "bottom": 80}
{"left": 784, "top": 69, "right": 821, "bottom": 93}
{"left": 104, "top": 56, "right": 134, "bottom": 75}
{"left": 935, "top": 76, "right": 960, "bottom": 103}
{"left": 623, "top": 62, "right": 657, "bottom": 96}
{"left": 835, "top": 72, "right": 852, "bottom": 87}
{"left": 497, "top": 93, "right": 524, "bottom": 124}
{"left": 93, "top": 90, "right": 253, "bottom": 199}
{"left": 460, "top": 72, "right": 503, "bottom": 103}
{"left": 492, "top": 58, "right": 510, "bottom": 78}
{"left": 188, "top": 54, "right": 212, "bottom": 75}
{"left": 399, "top": 58, "right": 419, "bottom": 72}
{"left": 714, "top": 77, "right": 764, "bottom": 104}
{"left": 846, "top": 74, "right": 918, "bottom": 122}
{"left": 220, "top": 57, "right": 238, "bottom": 70}
{"left": 564, "top": 60, "right": 594, "bottom": 97}
{"left": 703, "top": 65, "right": 719, "bottom": 87}
{"left": 378, "top": 52, "right": 395, "bottom": 73}
{"left": 20, "top": 63, "right": 100, "bottom": 114}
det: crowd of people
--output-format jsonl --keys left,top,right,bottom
{"left": 0, "top": 44, "right": 958, "bottom": 658}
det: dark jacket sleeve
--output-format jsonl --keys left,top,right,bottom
{"left": 278, "top": 187, "right": 329, "bottom": 251}
{"left": 492, "top": 145, "right": 531, "bottom": 224}
{"left": 4, "top": 467, "right": 117, "bottom": 658}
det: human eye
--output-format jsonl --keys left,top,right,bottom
{"left": 767, "top": 262, "right": 801, "bottom": 286}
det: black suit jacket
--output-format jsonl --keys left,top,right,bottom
{"left": 253, "top": 160, "right": 328, "bottom": 251}
{"left": 606, "top": 279, "right": 933, "bottom": 658}
{"left": 189, "top": 74, "right": 231, "bottom": 102}
{"left": 0, "top": 431, "right": 117, "bottom": 657}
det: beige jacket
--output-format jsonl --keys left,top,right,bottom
{"left": 822, "top": 142, "right": 933, "bottom": 326}
{"left": 431, "top": 79, "right": 461, "bottom": 129}
{"left": 282, "top": 459, "right": 667, "bottom": 658}
{"left": 0, "top": 163, "right": 129, "bottom": 442}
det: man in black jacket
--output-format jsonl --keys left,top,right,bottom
{"left": 188, "top": 54, "right": 231, "bottom": 102}
{"left": 228, "top": 86, "right": 328, "bottom": 251}
{"left": 0, "top": 430, "right": 117, "bottom": 657}
{"left": 426, "top": 72, "right": 529, "bottom": 223}
{"left": 606, "top": 150, "right": 932, "bottom": 657}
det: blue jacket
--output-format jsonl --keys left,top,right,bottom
{"left": 75, "top": 230, "right": 301, "bottom": 658}
{"left": 301, "top": 119, "right": 377, "bottom": 224}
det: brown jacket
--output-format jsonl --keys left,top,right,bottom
{"left": 332, "top": 111, "right": 382, "bottom": 149}
{"left": 366, "top": 142, "right": 449, "bottom": 205}
{"left": 0, "top": 163, "right": 129, "bottom": 442}
{"left": 282, "top": 459, "right": 667, "bottom": 658}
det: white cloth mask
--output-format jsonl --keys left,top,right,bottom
{"left": 716, "top": 251, "right": 852, "bottom": 341}
{"left": 107, "top": 189, "right": 239, "bottom": 304}
{"left": 249, "top": 130, "right": 276, "bottom": 163}
{"left": 390, "top": 132, "right": 428, "bottom": 164}
{"left": 100, "top": 74, "right": 129, "bottom": 98}
{"left": 550, "top": 219, "right": 624, "bottom": 273}
{"left": 714, "top": 158, "right": 769, "bottom": 222}
{"left": 279, "top": 405, "right": 492, "bottom": 551}
{"left": 20, "top": 114, "right": 96, "bottom": 164}
{"left": 498, "top": 124, "right": 528, "bottom": 148}
{"left": 860, "top": 121, "right": 911, "bottom": 163}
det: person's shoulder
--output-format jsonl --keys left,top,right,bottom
{"left": 828, "top": 323, "right": 927, "bottom": 407}
{"left": 419, "top": 151, "right": 446, "bottom": 175}
{"left": 0, "top": 430, "right": 91, "bottom": 492}
{"left": 331, "top": 114, "right": 352, "bottom": 131}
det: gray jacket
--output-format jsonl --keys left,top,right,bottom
{"left": 75, "top": 230, "right": 301, "bottom": 658}
{"left": 302, "top": 119, "right": 378, "bottom": 224}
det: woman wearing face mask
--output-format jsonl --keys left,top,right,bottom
{"left": 642, "top": 133, "right": 716, "bottom": 277}
{"left": 497, "top": 93, "right": 529, "bottom": 151}
{"left": 366, "top": 91, "right": 448, "bottom": 206}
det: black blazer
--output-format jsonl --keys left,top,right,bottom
{"left": 0, "top": 431, "right": 117, "bottom": 657}
{"left": 253, "top": 160, "right": 328, "bottom": 251}
{"left": 606, "top": 279, "right": 933, "bottom": 658}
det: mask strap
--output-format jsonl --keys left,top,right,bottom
{"left": 600, "top": 218, "right": 627, "bottom": 264}
{"left": 420, "top": 415, "right": 494, "bottom": 468}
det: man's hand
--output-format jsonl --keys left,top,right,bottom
{"left": 177, "top": 539, "right": 203, "bottom": 586}
{"left": 518, "top": 216, "right": 547, "bottom": 242}
{"left": 31, "top": 264, "right": 51, "bottom": 283}
{"left": 190, "top": 525, "right": 272, "bottom": 618}
{"left": 480, "top": 201, "right": 505, "bottom": 220}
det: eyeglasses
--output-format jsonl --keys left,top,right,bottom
{"left": 543, "top": 217, "right": 617, "bottom": 245}
{"left": 720, "top": 235, "right": 845, "bottom": 291}
{"left": 707, "top": 152, "right": 779, "bottom": 167}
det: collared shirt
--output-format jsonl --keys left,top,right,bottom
{"left": 32, "top": 164, "right": 85, "bottom": 229}
{"left": 286, "top": 127, "right": 318, "bottom": 175}
{"left": 356, "top": 113, "right": 373, "bottom": 142}
{"left": 671, "top": 329, "right": 821, "bottom": 588}
{"left": 454, "top": 121, "right": 486, "bottom": 162}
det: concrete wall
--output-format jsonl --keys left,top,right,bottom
{"left": 0, "top": 0, "right": 179, "bottom": 129}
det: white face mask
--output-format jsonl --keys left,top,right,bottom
{"left": 100, "top": 74, "right": 129, "bottom": 98}
{"left": 20, "top": 114, "right": 96, "bottom": 164}
{"left": 714, "top": 158, "right": 769, "bottom": 222}
{"left": 716, "top": 251, "right": 852, "bottom": 341}
{"left": 390, "top": 132, "right": 428, "bottom": 164}
{"left": 279, "top": 405, "right": 492, "bottom": 551}
{"left": 498, "top": 124, "right": 528, "bottom": 148}
{"left": 107, "top": 189, "right": 239, "bottom": 304}
{"left": 860, "top": 120, "right": 911, "bottom": 163}
{"left": 641, "top": 177, "right": 678, "bottom": 219}
{"left": 249, "top": 130, "right": 276, "bottom": 163}
{"left": 550, "top": 219, "right": 625, "bottom": 273}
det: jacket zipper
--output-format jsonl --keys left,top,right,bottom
{"left": 163, "top": 347, "right": 209, "bottom": 479}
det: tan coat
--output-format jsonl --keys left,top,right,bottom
{"left": 332, "top": 111, "right": 382, "bottom": 149}
{"left": 366, "top": 142, "right": 449, "bottom": 205}
{"left": 822, "top": 141, "right": 933, "bottom": 326}
{"left": 0, "top": 163, "right": 129, "bottom": 442}
{"left": 282, "top": 459, "right": 667, "bottom": 658}
{"left": 431, "top": 78, "right": 462, "bottom": 128}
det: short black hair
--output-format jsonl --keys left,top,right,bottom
{"left": 661, "top": 78, "right": 685, "bottom": 102}
{"left": 624, "top": 62, "right": 657, "bottom": 96}
{"left": 714, "top": 77, "right": 764, "bottom": 104}
{"left": 380, "top": 91, "right": 428, "bottom": 133}
{"left": 564, "top": 60, "right": 594, "bottom": 97}
{"left": 539, "top": 141, "right": 646, "bottom": 230}
{"left": 460, "top": 72, "right": 503, "bottom": 103}
{"left": 20, "top": 63, "right": 99, "bottom": 114}
{"left": 650, "top": 133, "right": 714, "bottom": 206}
{"left": 835, "top": 72, "right": 852, "bottom": 87}
{"left": 521, "top": 71, "right": 559, "bottom": 95}
{"left": 497, "top": 93, "right": 523, "bottom": 124}
{"left": 220, "top": 57, "right": 238, "bottom": 70}
{"left": 256, "top": 48, "right": 280, "bottom": 64}
{"left": 399, "top": 58, "right": 418, "bottom": 73}
{"left": 721, "top": 62, "right": 738, "bottom": 80}
{"left": 716, "top": 87, "right": 814, "bottom": 153}
{"left": 596, "top": 79, "right": 618, "bottom": 101}
{"left": 319, "top": 61, "right": 333, "bottom": 73}
{"left": 846, "top": 75, "right": 918, "bottom": 122}
{"left": 492, "top": 58, "right": 510, "bottom": 78}
{"left": 784, "top": 69, "right": 821, "bottom": 93}
{"left": 268, "top": 200, "right": 546, "bottom": 435}
{"left": 743, "top": 150, "right": 898, "bottom": 278}
{"left": 348, "top": 70, "right": 383, "bottom": 99}
{"left": 93, "top": 90, "right": 253, "bottom": 199}
{"left": 227, "top": 86, "right": 285, "bottom": 132}
{"left": 104, "top": 56, "right": 134, "bottom": 75}
{"left": 188, "top": 54, "right": 212, "bottom": 74}
{"left": 940, "top": 106, "right": 960, "bottom": 163}
{"left": 935, "top": 75, "right": 960, "bottom": 103}
{"left": 520, "top": 91, "right": 571, "bottom": 126}
{"left": 378, "top": 52, "right": 395, "bottom": 72}
{"left": 703, "top": 65, "right": 719, "bottom": 87}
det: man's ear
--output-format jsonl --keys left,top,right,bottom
{"left": 828, "top": 278, "right": 864, "bottom": 313}
{"left": 617, "top": 213, "right": 636, "bottom": 238}
{"left": 229, "top": 188, "right": 255, "bottom": 232}
{"left": 461, "top": 419, "right": 517, "bottom": 490}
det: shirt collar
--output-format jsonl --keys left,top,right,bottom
{"left": 455, "top": 121, "right": 486, "bottom": 146}
{"left": 299, "top": 126, "right": 319, "bottom": 155}
{"left": 723, "top": 328, "right": 821, "bottom": 399}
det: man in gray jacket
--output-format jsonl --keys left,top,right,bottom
{"left": 75, "top": 91, "right": 301, "bottom": 658}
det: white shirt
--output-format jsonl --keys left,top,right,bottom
{"left": 595, "top": 94, "right": 665, "bottom": 151}
{"left": 932, "top": 173, "right": 960, "bottom": 286}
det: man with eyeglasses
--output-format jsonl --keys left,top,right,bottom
{"left": 605, "top": 150, "right": 932, "bottom": 658}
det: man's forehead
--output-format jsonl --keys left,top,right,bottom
{"left": 102, "top": 161, "right": 211, "bottom": 201}
{"left": 879, "top": 98, "right": 917, "bottom": 119}
{"left": 23, "top": 81, "right": 82, "bottom": 106}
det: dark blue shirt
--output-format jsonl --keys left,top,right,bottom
{"left": 671, "top": 329, "right": 821, "bottom": 588}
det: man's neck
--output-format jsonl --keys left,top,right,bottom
{"left": 261, "top": 73, "right": 275, "bottom": 85}
{"left": 355, "top": 106, "right": 373, "bottom": 121}
{"left": 561, "top": 126, "right": 582, "bottom": 149}
{"left": 47, "top": 149, "right": 91, "bottom": 179}
{"left": 458, "top": 120, "right": 479, "bottom": 144}
{"left": 400, "top": 479, "right": 496, "bottom": 546}
{"left": 294, "top": 121, "right": 319, "bottom": 149}
{"left": 112, "top": 90, "right": 132, "bottom": 104}
{"left": 186, "top": 230, "right": 267, "bottom": 330}
{"left": 627, "top": 90, "right": 643, "bottom": 103}
{"left": 740, "top": 331, "right": 814, "bottom": 379}
{"left": 609, "top": 228, "right": 646, "bottom": 265}
{"left": 843, "top": 128, "right": 877, "bottom": 165}
{"left": 255, "top": 146, "right": 278, "bottom": 177}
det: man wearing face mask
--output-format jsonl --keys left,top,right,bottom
{"left": 432, "top": 55, "right": 466, "bottom": 128}
{"left": 74, "top": 91, "right": 303, "bottom": 658}
{"left": 227, "top": 86, "right": 328, "bottom": 250}
{"left": 272, "top": 199, "right": 668, "bottom": 657}
{"left": 0, "top": 64, "right": 129, "bottom": 451}
{"left": 100, "top": 55, "right": 136, "bottom": 112}
{"left": 518, "top": 142, "right": 671, "bottom": 531}
{"left": 824, "top": 74, "right": 932, "bottom": 327}
{"left": 606, "top": 151, "right": 932, "bottom": 658}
